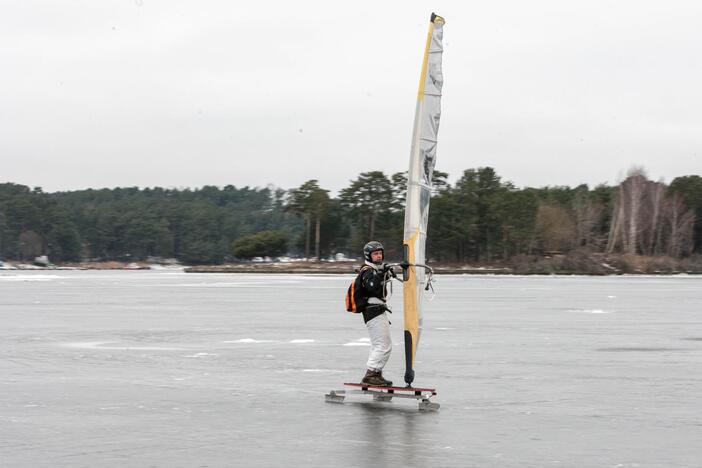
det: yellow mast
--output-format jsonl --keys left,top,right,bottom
{"left": 402, "top": 13, "right": 445, "bottom": 386}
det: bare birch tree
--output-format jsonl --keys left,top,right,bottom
{"left": 664, "top": 194, "right": 696, "bottom": 257}
{"left": 607, "top": 167, "right": 695, "bottom": 258}
{"left": 607, "top": 168, "right": 648, "bottom": 254}
{"left": 643, "top": 181, "right": 665, "bottom": 255}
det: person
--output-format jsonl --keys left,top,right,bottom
{"left": 356, "top": 240, "right": 396, "bottom": 387}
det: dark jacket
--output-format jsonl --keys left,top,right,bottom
{"left": 359, "top": 265, "right": 389, "bottom": 323}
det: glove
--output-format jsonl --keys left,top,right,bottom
{"left": 383, "top": 264, "right": 397, "bottom": 278}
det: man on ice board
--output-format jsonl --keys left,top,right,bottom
{"left": 328, "top": 12, "right": 443, "bottom": 410}
{"left": 334, "top": 239, "right": 439, "bottom": 411}
{"left": 346, "top": 241, "right": 397, "bottom": 387}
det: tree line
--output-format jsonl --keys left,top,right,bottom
{"left": 0, "top": 167, "right": 700, "bottom": 264}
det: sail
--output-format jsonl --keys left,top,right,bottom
{"left": 402, "top": 13, "right": 444, "bottom": 386}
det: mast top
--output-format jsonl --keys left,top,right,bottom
{"left": 430, "top": 13, "right": 445, "bottom": 24}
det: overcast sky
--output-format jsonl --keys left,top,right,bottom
{"left": 2, "top": 0, "right": 700, "bottom": 193}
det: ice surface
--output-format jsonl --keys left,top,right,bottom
{"left": 62, "top": 341, "right": 186, "bottom": 351}
{"left": 224, "top": 338, "right": 277, "bottom": 343}
{"left": 1, "top": 270, "right": 701, "bottom": 467}
{"left": 0, "top": 274, "right": 62, "bottom": 282}
{"left": 566, "top": 309, "right": 612, "bottom": 314}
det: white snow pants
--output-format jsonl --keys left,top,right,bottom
{"left": 366, "top": 312, "right": 392, "bottom": 371}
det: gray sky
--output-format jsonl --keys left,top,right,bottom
{"left": 2, "top": 0, "right": 700, "bottom": 193}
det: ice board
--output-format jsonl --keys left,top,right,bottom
{"left": 324, "top": 383, "right": 439, "bottom": 411}
{"left": 344, "top": 383, "right": 436, "bottom": 394}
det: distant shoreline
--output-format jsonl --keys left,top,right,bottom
{"left": 184, "top": 259, "right": 702, "bottom": 275}
{"left": 2, "top": 254, "right": 701, "bottom": 275}
{"left": 183, "top": 262, "right": 509, "bottom": 275}
{"left": 182, "top": 253, "right": 702, "bottom": 275}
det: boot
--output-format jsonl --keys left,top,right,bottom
{"left": 361, "top": 369, "right": 392, "bottom": 387}
{"left": 377, "top": 371, "right": 393, "bottom": 387}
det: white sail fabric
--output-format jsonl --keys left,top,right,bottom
{"left": 402, "top": 13, "right": 444, "bottom": 386}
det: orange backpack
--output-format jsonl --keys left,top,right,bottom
{"left": 345, "top": 266, "right": 371, "bottom": 313}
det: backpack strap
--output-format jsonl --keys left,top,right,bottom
{"left": 347, "top": 266, "right": 373, "bottom": 313}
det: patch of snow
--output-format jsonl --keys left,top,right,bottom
{"left": 224, "top": 338, "right": 276, "bottom": 344}
{"left": 149, "top": 264, "right": 184, "bottom": 271}
{"left": 567, "top": 309, "right": 612, "bottom": 314}
{"left": 183, "top": 353, "right": 218, "bottom": 358}
{"left": 0, "top": 274, "right": 61, "bottom": 282}
{"left": 342, "top": 337, "right": 370, "bottom": 346}
{"left": 61, "top": 341, "right": 184, "bottom": 350}
{"left": 15, "top": 264, "right": 44, "bottom": 270}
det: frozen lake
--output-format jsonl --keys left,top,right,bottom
{"left": 1, "top": 270, "right": 701, "bottom": 467}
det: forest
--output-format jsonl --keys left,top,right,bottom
{"left": 1, "top": 167, "right": 700, "bottom": 271}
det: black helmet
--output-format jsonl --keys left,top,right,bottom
{"left": 363, "top": 241, "right": 384, "bottom": 264}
